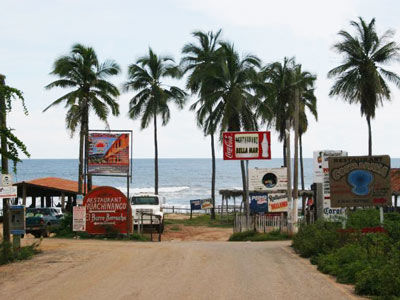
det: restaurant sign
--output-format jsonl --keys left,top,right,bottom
{"left": 248, "top": 167, "right": 287, "bottom": 191}
{"left": 328, "top": 155, "right": 391, "bottom": 207}
{"left": 223, "top": 131, "right": 271, "bottom": 160}
{"left": 88, "top": 132, "right": 130, "bottom": 175}
{"left": 268, "top": 193, "right": 288, "bottom": 213}
{"left": 190, "top": 199, "right": 213, "bottom": 210}
{"left": 83, "top": 186, "right": 132, "bottom": 234}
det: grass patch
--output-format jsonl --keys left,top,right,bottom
{"left": 164, "top": 214, "right": 233, "bottom": 228}
{"left": 229, "top": 230, "right": 290, "bottom": 242}
{"left": 0, "top": 241, "right": 41, "bottom": 265}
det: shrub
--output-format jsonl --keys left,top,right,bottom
{"left": 292, "top": 220, "right": 341, "bottom": 258}
{"left": 346, "top": 208, "right": 380, "bottom": 229}
{"left": 0, "top": 241, "right": 41, "bottom": 265}
{"left": 384, "top": 212, "right": 400, "bottom": 242}
{"left": 229, "top": 230, "right": 290, "bottom": 242}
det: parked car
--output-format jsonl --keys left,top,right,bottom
{"left": 131, "top": 194, "right": 164, "bottom": 232}
{"left": 25, "top": 207, "right": 63, "bottom": 238}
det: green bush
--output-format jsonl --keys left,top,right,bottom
{"left": 346, "top": 208, "right": 380, "bottom": 229}
{"left": 292, "top": 220, "right": 341, "bottom": 258}
{"left": 229, "top": 230, "right": 290, "bottom": 242}
{"left": 0, "top": 241, "right": 41, "bottom": 265}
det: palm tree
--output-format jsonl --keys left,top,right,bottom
{"left": 199, "top": 42, "right": 261, "bottom": 216}
{"left": 0, "top": 74, "right": 30, "bottom": 244}
{"left": 328, "top": 17, "right": 400, "bottom": 156}
{"left": 44, "top": 44, "right": 120, "bottom": 193}
{"left": 124, "top": 48, "right": 187, "bottom": 195}
{"left": 181, "top": 29, "right": 222, "bottom": 219}
{"left": 259, "top": 57, "right": 296, "bottom": 166}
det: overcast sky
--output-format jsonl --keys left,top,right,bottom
{"left": 1, "top": 0, "right": 400, "bottom": 159}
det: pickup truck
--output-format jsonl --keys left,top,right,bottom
{"left": 25, "top": 208, "right": 63, "bottom": 238}
{"left": 131, "top": 194, "right": 164, "bottom": 233}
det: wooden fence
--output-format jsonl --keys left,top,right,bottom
{"left": 233, "top": 214, "right": 288, "bottom": 233}
{"left": 163, "top": 205, "right": 241, "bottom": 215}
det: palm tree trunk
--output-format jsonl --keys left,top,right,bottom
{"left": 154, "top": 113, "right": 159, "bottom": 195}
{"left": 210, "top": 133, "right": 216, "bottom": 220}
{"left": 0, "top": 91, "right": 10, "bottom": 243}
{"left": 240, "top": 160, "right": 248, "bottom": 217}
{"left": 367, "top": 116, "right": 372, "bottom": 156}
{"left": 78, "top": 123, "right": 84, "bottom": 194}
{"left": 283, "top": 138, "right": 287, "bottom": 167}
{"left": 300, "top": 134, "right": 305, "bottom": 216}
{"left": 85, "top": 108, "right": 92, "bottom": 191}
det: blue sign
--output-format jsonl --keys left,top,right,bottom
{"left": 190, "top": 199, "right": 203, "bottom": 210}
{"left": 249, "top": 193, "right": 268, "bottom": 214}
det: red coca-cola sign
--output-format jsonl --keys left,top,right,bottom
{"left": 223, "top": 131, "right": 271, "bottom": 160}
{"left": 83, "top": 186, "right": 132, "bottom": 235}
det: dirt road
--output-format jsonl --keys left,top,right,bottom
{"left": 0, "top": 238, "right": 363, "bottom": 300}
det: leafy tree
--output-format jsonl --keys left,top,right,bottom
{"left": 328, "top": 17, "right": 400, "bottom": 155}
{"left": 181, "top": 29, "right": 222, "bottom": 219}
{"left": 0, "top": 74, "right": 30, "bottom": 243}
{"left": 44, "top": 44, "right": 120, "bottom": 193}
{"left": 199, "top": 42, "right": 261, "bottom": 216}
{"left": 124, "top": 48, "right": 187, "bottom": 195}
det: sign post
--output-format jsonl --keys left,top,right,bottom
{"left": 9, "top": 205, "right": 25, "bottom": 250}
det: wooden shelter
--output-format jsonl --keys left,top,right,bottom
{"left": 13, "top": 177, "right": 95, "bottom": 211}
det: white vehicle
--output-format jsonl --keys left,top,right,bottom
{"left": 131, "top": 194, "right": 164, "bottom": 232}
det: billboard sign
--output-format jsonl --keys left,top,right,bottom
{"left": 329, "top": 155, "right": 391, "bottom": 207}
{"left": 223, "top": 131, "right": 271, "bottom": 160}
{"left": 88, "top": 132, "right": 130, "bottom": 175}
{"left": 83, "top": 186, "right": 132, "bottom": 234}
{"left": 313, "top": 150, "right": 348, "bottom": 219}
{"left": 268, "top": 193, "right": 289, "bottom": 213}
{"left": 249, "top": 193, "right": 269, "bottom": 213}
{"left": 9, "top": 205, "right": 25, "bottom": 235}
{"left": 190, "top": 199, "right": 213, "bottom": 210}
{"left": 249, "top": 168, "right": 287, "bottom": 191}
{"left": 73, "top": 206, "right": 86, "bottom": 231}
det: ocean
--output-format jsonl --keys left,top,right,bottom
{"left": 3, "top": 158, "right": 400, "bottom": 209}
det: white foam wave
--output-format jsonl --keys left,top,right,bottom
{"left": 118, "top": 186, "right": 190, "bottom": 195}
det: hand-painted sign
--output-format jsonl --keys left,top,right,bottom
{"left": 0, "top": 186, "right": 17, "bottom": 198}
{"left": 223, "top": 131, "right": 271, "bottom": 160}
{"left": 249, "top": 168, "right": 287, "bottom": 191}
{"left": 88, "top": 132, "right": 130, "bottom": 175}
{"left": 313, "top": 150, "right": 348, "bottom": 219}
{"left": 83, "top": 186, "right": 132, "bottom": 234}
{"left": 73, "top": 206, "right": 86, "bottom": 232}
{"left": 268, "top": 193, "right": 288, "bottom": 213}
{"left": 328, "top": 155, "right": 391, "bottom": 207}
{"left": 190, "top": 199, "right": 213, "bottom": 210}
{"left": 9, "top": 205, "right": 25, "bottom": 235}
{"left": 249, "top": 193, "right": 269, "bottom": 213}
{"left": 1, "top": 174, "right": 13, "bottom": 187}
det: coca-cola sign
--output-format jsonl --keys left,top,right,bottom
{"left": 223, "top": 131, "right": 271, "bottom": 160}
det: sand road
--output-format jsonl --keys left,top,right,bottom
{"left": 0, "top": 238, "right": 363, "bottom": 300}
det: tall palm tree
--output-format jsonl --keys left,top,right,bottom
{"left": 124, "top": 48, "right": 187, "bottom": 195}
{"left": 328, "top": 17, "right": 400, "bottom": 156}
{"left": 44, "top": 43, "right": 120, "bottom": 193}
{"left": 0, "top": 74, "right": 30, "bottom": 244}
{"left": 199, "top": 42, "right": 261, "bottom": 216}
{"left": 259, "top": 57, "right": 296, "bottom": 166}
{"left": 181, "top": 29, "right": 222, "bottom": 219}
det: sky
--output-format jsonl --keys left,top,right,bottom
{"left": 1, "top": 0, "right": 400, "bottom": 159}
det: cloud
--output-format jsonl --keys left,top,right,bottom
{"left": 175, "top": 0, "right": 360, "bottom": 39}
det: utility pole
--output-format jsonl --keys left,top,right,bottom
{"left": 0, "top": 74, "right": 10, "bottom": 243}
{"left": 285, "top": 119, "right": 293, "bottom": 235}
{"left": 293, "top": 88, "right": 300, "bottom": 233}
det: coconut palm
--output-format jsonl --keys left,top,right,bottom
{"left": 181, "top": 29, "right": 222, "bottom": 219}
{"left": 328, "top": 17, "right": 400, "bottom": 155}
{"left": 0, "top": 74, "right": 30, "bottom": 244}
{"left": 199, "top": 42, "right": 261, "bottom": 216}
{"left": 124, "top": 48, "right": 187, "bottom": 195}
{"left": 44, "top": 43, "right": 120, "bottom": 193}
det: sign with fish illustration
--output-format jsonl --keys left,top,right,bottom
{"left": 328, "top": 155, "right": 391, "bottom": 207}
{"left": 88, "top": 132, "right": 130, "bottom": 175}
{"left": 223, "top": 131, "right": 271, "bottom": 160}
{"left": 248, "top": 167, "right": 287, "bottom": 191}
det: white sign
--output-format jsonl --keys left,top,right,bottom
{"left": 1, "top": 174, "right": 13, "bottom": 187}
{"left": 0, "top": 186, "right": 17, "bottom": 198}
{"left": 249, "top": 168, "right": 288, "bottom": 191}
{"left": 73, "top": 206, "right": 86, "bottom": 231}
{"left": 313, "top": 150, "right": 347, "bottom": 219}
{"left": 76, "top": 194, "right": 84, "bottom": 206}
{"left": 268, "top": 193, "right": 289, "bottom": 213}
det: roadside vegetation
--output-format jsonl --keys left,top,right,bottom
{"left": 164, "top": 214, "right": 233, "bottom": 228}
{"left": 0, "top": 237, "right": 41, "bottom": 266}
{"left": 292, "top": 209, "right": 400, "bottom": 298}
{"left": 229, "top": 230, "right": 290, "bottom": 242}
